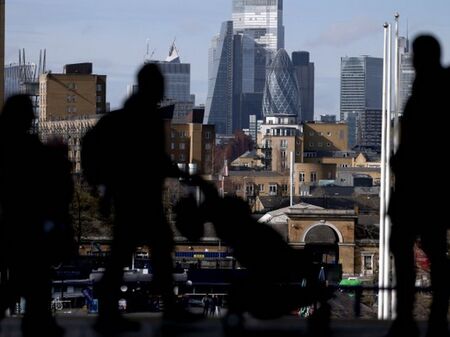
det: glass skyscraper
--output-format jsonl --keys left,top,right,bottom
{"left": 204, "top": 21, "right": 234, "bottom": 135}
{"left": 398, "top": 37, "right": 414, "bottom": 114}
{"left": 340, "top": 56, "right": 383, "bottom": 121}
{"left": 292, "top": 51, "right": 314, "bottom": 122}
{"left": 232, "top": 0, "right": 284, "bottom": 53}
{"left": 262, "top": 49, "right": 299, "bottom": 117}
{"left": 340, "top": 56, "right": 382, "bottom": 148}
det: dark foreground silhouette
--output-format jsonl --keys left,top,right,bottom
{"left": 388, "top": 35, "right": 450, "bottom": 337}
{"left": 175, "top": 176, "right": 332, "bottom": 336}
{"left": 0, "top": 95, "right": 74, "bottom": 337}
{"left": 81, "top": 64, "right": 199, "bottom": 335}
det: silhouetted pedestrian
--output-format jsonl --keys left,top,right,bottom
{"left": 0, "top": 95, "right": 74, "bottom": 337}
{"left": 387, "top": 35, "right": 450, "bottom": 337}
{"left": 81, "top": 64, "right": 198, "bottom": 334}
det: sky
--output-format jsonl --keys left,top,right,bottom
{"left": 6, "top": 0, "right": 450, "bottom": 117}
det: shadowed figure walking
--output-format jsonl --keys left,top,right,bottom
{"left": 387, "top": 35, "right": 450, "bottom": 337}
{"left": 175, "top": 176, "right": 332, "bottom": 336}
{"left": 0, "top": 95, "right": 74, "bottom": 337}
{"left": 82, "top": 64, "right": 197, "bottom": 334}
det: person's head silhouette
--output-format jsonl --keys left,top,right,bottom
{"left": 412, "top": 34, "right": 442, "bottom": 74}
{"left": 0, "top": 94, "right": 34, "bottom": 134}
{"left": 137, "top": 63, "right": 165, "bottom": 104}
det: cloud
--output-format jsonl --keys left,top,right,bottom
{"left": 307, "top": 17, "right": 380, "bottom": 48}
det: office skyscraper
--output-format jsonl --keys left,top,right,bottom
{"left": 340, "top": 56, "right": 382, "bottom": 147}
{"left": 340, "top": 56, "right": 383, "bottom": 121}
{"left": 262, "top": 49, "right": 299, "bottom": 117}
{"left": 292, "top": 51, "right": 314, "bottom": 122}
{"left": 204, "top": 21, "right": 234, "bottom": 135}
{"left": 232, "top": 0, "right": 284, "bottom": 53}
{"left": 398, "top": 37, "right": 414, "bottom": 113}
{"left": 206, "top": 1, "right": 285, "bottom": 136}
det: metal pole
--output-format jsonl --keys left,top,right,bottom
{"left": 391, "top": 13, "right": 400, "bottom": 318}
{"left": 290, "top": 151, "right": 294, "bottom": 206}
{"left": 378, "top": 22, "right": 389, "bottom": 320}
{"left": 383, "top": 23, "right": 392, "bottom": 319}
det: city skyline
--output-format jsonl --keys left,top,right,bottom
{"left": 6, "top": 0, "right": 450, "bottom": 117}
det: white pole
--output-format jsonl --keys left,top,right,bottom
{"left": 290, "top": 151, "right": 294, "bottom": 206}
{"left": 378, "top": 22, "right": 389, "bottom": 320}
{"left": 383, "top": 23, "right": 392, "bottom": 320}
{"left": 391, "top": 13, "right": 400, "bottom": 318}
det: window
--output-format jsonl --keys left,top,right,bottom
{"left": 309, "top": 131, "right": 314, "bottom": 136}
{"left": 362, "top": 254, "right": 374, "bottom": 275}
{"left": 179, "top": 143, "right": 185, "bottom": 150}
{"left": 205, "top": 154, "right": 211, "bottom": 161}
{"left": 67, "top": 83, "right": 77, "bottom": 90}
{"left": 310, "top": 172, "right": 317, "bottom": 182}
{"left": 299, "top": 172, "right": 305, "bottom": 182}
{"left": 170, "top": 154, "right": 175, "bottom": 160}
{"left": 179, "top": 153, "right": 185, "bottom": 161}
{"left": 281, "top": 184, "right": 288, "bottom": 193}
{"left": 96, "top": 84, "right": 103, "bottom": 92}
{"left": 66, "top": 95, "right": 75, "bottom": 103}
{"left": 96, "top": 96, "right": 102, "bottom": 103}
{"left": 326, "top": 142, "right": 331, "bottom": 147}
{"left": 171, "top": 131, "right": 176, "bottom": 138}
{"left": 205, "top": 143, "right": 212, "bottom": 150}
{"left": 205, "top": 131, "right": 211, "bottom": 139}
{"left": 171, "top": 143, "right": 175, "bottom": 150}
{"left": 269, "top": 184, "right": 277, "bottom": 195}
{"left": 280, "top": 139, "right": 287, "bottom": 148}
{"left": 281, "top": 151, "right": 286, "bottom": 158}
{"left": 327, "top": 132, "right": 331, "bottom": 136}
{"left": 257, "top": 184, "right": 264, "bottom": 192}
{"left": 66, "top": 106, "right": 77, "bottom": 113}
{"left": 309, "top": 142, "right": 314, "bottom": 147}
{"left": 318, "top": 142, "right": 323, "bottom": 147}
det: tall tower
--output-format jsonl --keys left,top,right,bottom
{"left": 0, "top": 0, "right": 5, "bottom": 109}
{"left": 398, "top": 37, "right": 414, "bottom": 113}
{"left": 340, "top": 56, "right": 383, "bottom": 148}
{"left": 204, "top": 21, "right": 234, "bottom": 135}
{"left": 232, "top": 0, "right": 284, "bottom": 53}
{"left": 292, "top": 51, "right": 315, "bottom": 122}
{"left": 340, "top": 56, "right": 383, "bottom": 121}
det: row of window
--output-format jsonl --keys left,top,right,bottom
{"left": 308, "top": 142, "right": 332, "bottom": 147}
{"left": 299, "top": 172, "right": 317, "bottom": 182}
{"left": 66, "top": 95, "right": 103, "bottom": 103}
{"left": 170, "top": 131, "right": 212, "bottom": 139}
{"left": 170, "top": 143, "right": 212, "bottom": 150}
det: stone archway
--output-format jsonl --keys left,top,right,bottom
{"left": 304, "top": 224, "right": 340, "bottom": 265}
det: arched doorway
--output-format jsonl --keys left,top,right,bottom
{"left": 304, "top": 225, "right": 340, "bottom": 265}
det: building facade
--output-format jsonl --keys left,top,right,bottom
{"left": 398, "top": 37, "right": 414, "bottom": 114}
{"left": 232, "top": 0, "right": 284, "bottom": 53}
{"left": 340, "top": 56, "right": 383, "bottom": 121}
{"left": 292, "top": 51, "right": 314, "bottom": 122}
{"left": 39, "top": 66, "right": 106, "bottom": 121}
{"left": 205, "top": 21, "right": 234, "bottom": 135}
{"left": 167, "top": 122, "right": 215, "bottom": 175}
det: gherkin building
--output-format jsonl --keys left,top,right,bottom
{"left": 262, "top": 48, "right": 300, "bottom": 117}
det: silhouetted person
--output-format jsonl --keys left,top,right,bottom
{"left": 0, "top": 95, "right": 73, "bottom": 337}
{"left": 177, "top": 176, "right": 331, "bottom": 336}
{"left": 388, "top": 35, "right": 450, "bottom": 337}
{"left": 81, "top": 64, "right": 195, "bottom": 334}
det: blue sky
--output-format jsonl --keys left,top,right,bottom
{"left": 6, "top": 0, "right": 450, "bottom": 116}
